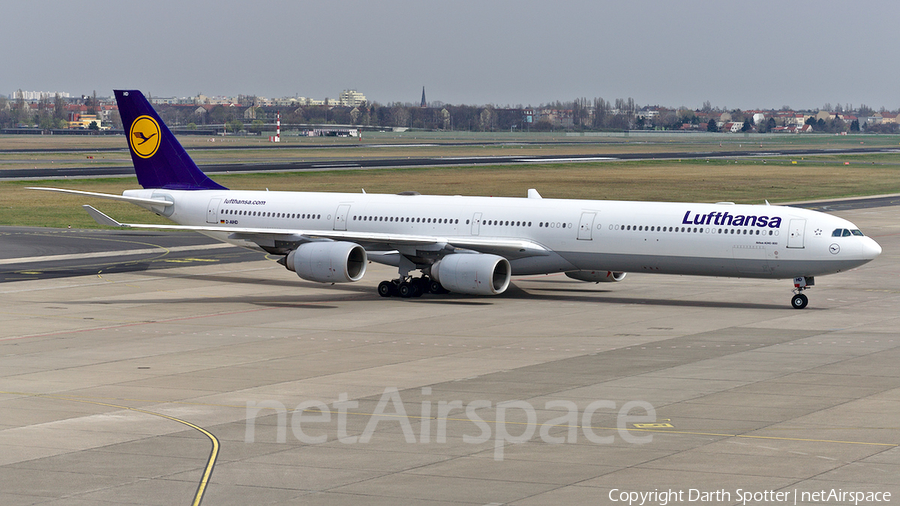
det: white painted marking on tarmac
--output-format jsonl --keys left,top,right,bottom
{"left": 514, "top": 157, "right": 615, "bottom": 163}
{"left": 0, "top": 242, "right": 237, "bottom": 265}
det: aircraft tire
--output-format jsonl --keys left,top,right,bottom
{"left": 378, "top": 281, "right": 395, "bottom": 297}
{"left": 398, "top": 281, "right": 415, "bottom": 298}
{"left": 429, "top": 279, "right": 445, "bottom": 294}
{"left": 791, "top": 293, "right": 809, "bottom": 309}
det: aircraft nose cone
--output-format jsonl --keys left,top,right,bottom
{"left": 863, "top": 237, "right": 882, "bottom": 260}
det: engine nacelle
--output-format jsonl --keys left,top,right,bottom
{"left": 565, "top": 270, "right": 626, "bottom": 283}
{"left": 285, "top": 242, "right": 367, "bottom": 283}
{"left": 431, "top": 253, "right": 511, "bottom": 295}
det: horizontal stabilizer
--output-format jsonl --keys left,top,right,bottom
{"left": 83, "top": 205, "right": 126, "bottom": 227}
{"left": 28, "top": 187, "right": 173, "bottom": 207}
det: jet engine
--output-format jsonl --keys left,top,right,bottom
{"left": 565, "top": 270, "right": 627, "bottom": 283}
{"left": 284, "top": 242, "right": 367, "bottom": 283}
{"left": 431, "top": 253, "right": 511, "bottom": 295}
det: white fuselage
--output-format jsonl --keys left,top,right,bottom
{"left": 126, "top": 188, "right": 882, "bottom": 280}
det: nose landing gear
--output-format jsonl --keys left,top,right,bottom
{"left": 791, "top": 276, "right": 814, "bottom": 309}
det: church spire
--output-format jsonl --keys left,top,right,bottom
{"left": 420, "top": 86, "right": 427, "bottom": 108}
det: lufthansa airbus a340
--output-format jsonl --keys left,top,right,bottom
{"left": 31, "top": 90, "right": 882, "bottom": 309}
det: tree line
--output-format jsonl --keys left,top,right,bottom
{"left": 4, "top": 93, "right": 899, "bottom": 134}
{"left": 144, "top": 97, "right": 646, "bottom": 133}
{"left": 0, "top": 93, "right": 70, "bottom": 130}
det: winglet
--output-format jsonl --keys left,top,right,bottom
{"left": 82, "top": 205, "right": 127, "bottom": 228}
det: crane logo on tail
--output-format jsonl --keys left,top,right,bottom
{"left": 129, "top": 115, "right": 161, "bottom": 159}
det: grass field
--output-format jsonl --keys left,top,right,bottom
{"left": 2, "top": 133, "right": 900, "bottom": 229}
{"left": 4, "top": 157, "right": 900, "bottom": 229}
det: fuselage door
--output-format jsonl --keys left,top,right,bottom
{"left": 787, "top": 219, "right": 806, "bottom": 249}
{"left": 471, "top": 212, "right": 482, "bottom": 236}
{"left": 206, "top": 198, "right": 221, "bottom": 224}
{"left": 334, "top": 204, "right": 351, "bottom": 231}
{"left": 578, "top": 211, "right": 597, "bottom": 240}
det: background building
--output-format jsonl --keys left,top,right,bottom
{"left": 339, "top": 90, "right": 366, "bottom": 107}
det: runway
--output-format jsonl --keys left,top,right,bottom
{"left": 3, "top": 145, "right": 898, "bottom": 180}
{"left": 0, "top": 205, "right": 897, "bottom": 504}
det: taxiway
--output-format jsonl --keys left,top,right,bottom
{"left": 0, "top": 205, "right": 897, "bottom": 505}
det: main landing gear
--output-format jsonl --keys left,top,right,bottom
{"left": 791, "top": 276, "right": 814, "bottom": 309}
{"left": 378, "top": 276, "right": 449, "bottom": 298}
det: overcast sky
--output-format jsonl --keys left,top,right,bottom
{"left": 5, "top": 0, "right": 897, "bottom": 111}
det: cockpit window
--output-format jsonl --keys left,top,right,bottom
{"left": 842, "top": 229, "right": 852, "bottom": 237}
{"left": 833, "top": 228, "right": 866, "bottom": 237}
{"left": 832, "top": 229, "right": 844, "bottom": 237}
{"left": 851, "top": 229, "right": 864, "bottom": 236}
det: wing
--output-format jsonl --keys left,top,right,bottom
{"left": 82, "top": 205, "right": 549, "bottom": 260}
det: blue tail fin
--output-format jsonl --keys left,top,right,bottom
{"left": 115, "top": 89, "right": 227, "bottom": 190}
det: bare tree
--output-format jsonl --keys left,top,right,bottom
{"left": 391, "top": 105, "right": 410, "bottom": 128}
{"left": 479, "top": 107, "right": 493, "bottom": 131}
